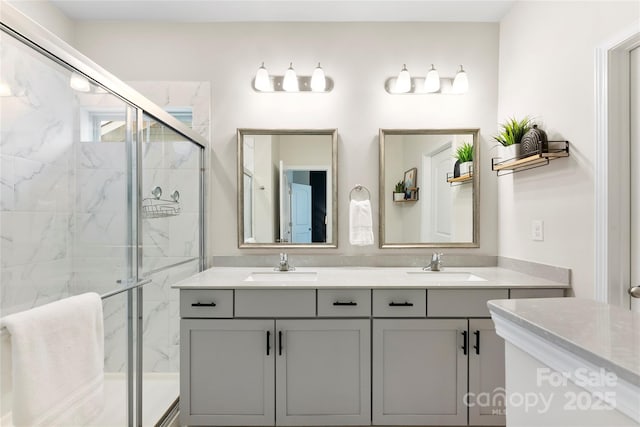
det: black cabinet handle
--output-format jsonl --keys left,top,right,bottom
{"left": 191, "top": 302, "right": 216, "bottom": 307}
{"left": 461, "top": 330, "right": 468, "bottom": 355}
{"left": 333, "top": 301, "right": 357, "bottom": 306}
{"left": 278, "top": 331, "right": 283, "bottom": 356}
{"left": 266, "top": 331, "right": 271, "bottom": 356}
{"left": 389, "top": 301, "right": 414, "bottom": 307}
{"left": 473, "top": 330, "right": 480, "bottom": 355}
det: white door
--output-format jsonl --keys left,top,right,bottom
{"left": 631, "top": 46, "right": 640, "bottom": 312}
{"left": 372, "top": 319, "right": 468, "bottom": 425}
{"left": 290, "top": 182, "right": 312, "bottom": 243}
{"left": 423, "top": 145, "right": 453, "bottom": 242}
{"left": 179, "top": 319, "right": 275, "bottom": 426}
{"left": 275, "top": 319, "right": 371, "bottom": 425}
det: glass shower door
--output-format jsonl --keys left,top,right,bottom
{"left": 138, "top": 113, "right": 203, "bottom": 426}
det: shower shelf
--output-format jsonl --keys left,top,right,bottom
{"left": 142, "top": 186, "right": 181, "bottom": 219}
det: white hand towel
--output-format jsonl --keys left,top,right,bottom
{"left": 1, "top": 293, "right": 104, "bottom": 427}
{"left": 349, "top": 199, "right": 374, "bottom": 246}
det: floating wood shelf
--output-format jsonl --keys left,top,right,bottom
{"left": 446, "top": 172, "right": 473, "bottom": 186}
{"left": 393, "top": 188, "right": 419, "bottom": 202}
{"left": 492, "top": 141, "right": 570, "bottom": 176}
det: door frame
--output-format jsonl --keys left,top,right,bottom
{"left": 594, "top": 22, "right": 640, "bottom": 307}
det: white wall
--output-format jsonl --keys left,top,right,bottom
{"left": 71, "top": 21, "right": 499, "bottom": 259}
{"left": 6, "top": 0, "right": 75, "bottom": 44}
{"left": 496, "top": 1, "right": 639, "bottom": 298}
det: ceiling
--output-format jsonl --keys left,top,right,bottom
{"left": 49, "top": 0, "right": 515, "bottom": 22}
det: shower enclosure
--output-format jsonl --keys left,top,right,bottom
{"left": 0, "top": 5, "right": 206, "bottom": 426}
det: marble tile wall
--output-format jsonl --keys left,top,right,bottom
{"left": 1, "top": 30, "right": 209, "bottom": 376}
{"left": 1, "top": 32, "right": 76, "bottom": 316}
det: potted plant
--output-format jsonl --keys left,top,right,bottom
{"left": 393, "top": 181, "right": 405, "bottom": 201}
{"left": 455, "top": 142, "right": 474, "bottom": 176}
{"left": 493, "top": 116, "right": 532, "bottom": 159}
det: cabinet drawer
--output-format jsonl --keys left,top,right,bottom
{"left": 180, "top": 290, "right": 233, "bottom": 318}
{"left": 372, "top": 289, "right": 426, "bottom": 317}
{"left": 510, "top": 288, "right": 565, "bottom": 299}
{"left": 317, "top": 289, "right": 371, "bottom": 317}
{"left": 235, "top": 289, "right": 316, "bottom": 317}
{"left": 427, "top": 289, "right": 508, "bottom": 317}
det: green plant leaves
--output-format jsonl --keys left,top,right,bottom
{"left": 493, "top": 116, "right": 532, "bottom": 146}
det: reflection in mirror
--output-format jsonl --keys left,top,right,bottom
{"left": 380, "top": 129, "right": 479, "bottom": 248}
{"left": 238, "top": 129, "right": 338, "bottom": 248}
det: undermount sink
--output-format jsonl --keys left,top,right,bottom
{"left": 244, "top": 271, "right": 318, "bottom": 282}
{"left": 406, "top": 271, "right": 487, "bottom": 282}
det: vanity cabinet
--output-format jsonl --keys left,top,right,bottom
{"left": 179, "top": 292, "right": 370, "bottom": 426}
{"left": 372, "top": 318, "right": 468, "bottom": 426}
{"left": 179, "top": 286, "right": 564, "bottom": 427}
{"left": 180, "top": 319, "right": 274, "bottom": 426}
{"left": 468, "top": 318, "right": 505, "bottom": 426}
{"left": 276, "top": 319, "right": 370, "bottom": 426}
{"left": 371, "top": 289, "right": 508, "bottom": 426}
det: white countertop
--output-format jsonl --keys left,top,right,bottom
{"left": 488, "top": 298, "right": 640, "bottom": 387}
{"left": 172, "top": 266, "right": 570, "bottom": 290}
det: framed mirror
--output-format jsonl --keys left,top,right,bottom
{"left": 237, "top": 129, "right": 338, "bottom": 248}
{"left": 379, "top": 128, "right": 479, "bottom": 248}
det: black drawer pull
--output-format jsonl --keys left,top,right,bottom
{"left": 461, "top": 330, "right": 468, "bottom": 355}
{"left": 333, "top": 301, "right": 357, "bottom": 306}
{"left": 278, "top": 331, "right": 283, "bottom": 356}
{"left": 473, "top": 330, "right": 480, "bottom": 355}
{"left": 389, "top": 301, "right": 414, "bottom": 307}
{"left": 191, "top": 302, "right": 216, "bottom": 307}
{"left": 266, "top": 331, "right": 271, "bottom": 356}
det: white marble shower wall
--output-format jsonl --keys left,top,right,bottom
{"left": 1, "top": 31, "right": 76, "bottom": 315}
{"left": 130, "top": 82, "right": 209, "bottom": 372}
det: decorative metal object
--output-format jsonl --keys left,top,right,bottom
{"left": 520, "top": 124, "right": 548, "bottom": 157}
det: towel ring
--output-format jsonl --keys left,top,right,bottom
{"left": 349, "top": 184, "right": 371, "bottom": 201}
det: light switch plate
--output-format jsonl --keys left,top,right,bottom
{"left": 532, "top": 220, "right": 544, "bottom": 241}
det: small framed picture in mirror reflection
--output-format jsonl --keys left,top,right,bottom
{"left": 403, "top": 167, "right": 417, "bottom": 191}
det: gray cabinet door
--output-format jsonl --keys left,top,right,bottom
{"left": 469, "top": 318, "right": 506, "bottom": 426}
{"left": 180, "top": 319, "right": 275, "bottom": 426}
{"left": 372, "top": 318, "right": 468, "bottom": 425}
{"left": 275, "top": 319, "right": 371, "bottom": 426}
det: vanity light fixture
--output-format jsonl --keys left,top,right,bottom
{"left": 395, "top": 64, "right": 412, "bottom": 93}
{"left": 282, "top": 62, "right": 299, "bottom": 92}
{"left": 424, "top": 64, "right": 440, "bottom": 93}
{"left": 252, "top": 62, "right": 334, "bottom": 93}
{"left": 452, "top": 65, "right": 469, "bottom": 94}
{"left": 310, "top": 63, "right": 327, "bottom": 92}
{"left": 254, "top": 62, "right": 272, "bottom": 92}
{"left": 69, "top": 71, "right": 91, "bottom": 92}
{"left": 385, "top": 64, "right": 469, "bottom": 95}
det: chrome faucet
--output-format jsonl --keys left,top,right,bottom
{"left": 423, "top": 252, "right": 443, "bottom": 271}
{"left": 276, "top": 253, "right": 294, "bottom": 271}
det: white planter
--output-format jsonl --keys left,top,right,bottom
{"left": 459, "top": 161, "right": 473, "bottom": 176}
{"left": 499, "top": 144, "right": 521, "bottom": 160}
{"left": 393, "top": 192, "right": 405, "bottom": 201}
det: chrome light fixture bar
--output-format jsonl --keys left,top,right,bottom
{"left": 252, "top": 62, "right": 334, "bottom": 93}
{"left": 385, "top": 64, "right": 469, "bottom": 94}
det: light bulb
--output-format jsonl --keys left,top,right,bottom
{"left": 254, "top": 62, "right": 271, "bottom": 92}
{"left": 282, "top": 62, "right": 299, "bottom": 92}
{"left": 69, "top": 72, "right": 91, "bottom": 92}
{"left": 395, "top": 64, "right": 411, "bottom": 93}
{"left": 0, "top": 82, "right": 12, "bottom": 97}
{"left": 452, "top": 65, "right": 468, "bottom": 94}
{"left": 424, "top": 64, "right": 440, "bottom": 93}
{"left": 310, "top": 63, "right": 326, "bottom": 92}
